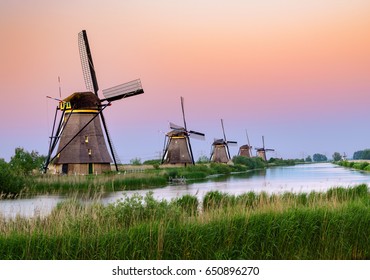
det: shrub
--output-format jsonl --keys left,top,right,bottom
{"left": 232, "top": 156, "right": 266, "bottom": 169}
{"left": 353, "top": 162, "right": 369, "bottom": 170}
{"left": 209, "top": 163, "right": 232, "bottom": 175}
{"left": 0, "top": 159, "right": 25, "bottom": 195}
{"left": 143, "top": 159, "right": 161, "bottom": 165}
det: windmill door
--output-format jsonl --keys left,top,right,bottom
{"left": 62, "top": 164, "right": 68, "bottom": 174}
{"left": 88, "top": 163, "right": 93, "bottom": 174}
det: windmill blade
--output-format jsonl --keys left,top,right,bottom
{"left": 101, "top": 79, "right": 144, "bottom": 102}
{"left": 246, "top": 129, "right": 251, "bottom": 147}
{"left": 188, "top": 130, "right": 205, "bottom": 137}
{"left": 227, "top": 140, "right": 238, "bottom": 146}
{"left": 189, "top": 130, "right": 205, "bottom": 140}
{"left": 262, "top": 136, "right": 265, "bottom": 149}
{"left": 221, "top": 119, "right": 227, "bottom": 141}
{"left": 78, "top": 30, "right": 99, "bottom": 95}
{"left": 265, "top": 149, "right": 275, "bottom": 152}
{"left": 180, "top": 96, "right": 188, "bottom": 131}
{"left": 169, "top": 122, "right": 184, "bottom": 130}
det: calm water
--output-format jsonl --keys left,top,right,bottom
{"left": 1, "top": 163, "right": 370, "bottom": 219}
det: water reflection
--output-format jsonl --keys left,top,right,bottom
{"left": 1, "top": 163, "right": 370, "bottom": 219}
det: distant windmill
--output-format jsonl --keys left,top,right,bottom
{"left": 210, "top": 119, "right": 237, "bottom": 163}
{"left": 238, "top": 129, "right": 253, "bottom": 158}
{"left": 255, "top": 136, "right": 274, "bottom": 161}
{"left": 162, "top": 97, "right": 205, "bottom": 165}
{"left": 44, "top": 30, "right": 144, "bottom": 174}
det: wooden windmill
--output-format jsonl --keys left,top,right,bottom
{"left": 238, "top": 129, "right": 253, "bottom": 158}
{"left": 161, "top": 97, "right": 205, "bottom": 165}
{"left": 255, "top": 136, "right": 274, "bottom": 161}
{"left": 210, "top": 119, "right": 237, "bottom": 163}
{"left": 43, "top": 30, "right": 144, "bottom": 175}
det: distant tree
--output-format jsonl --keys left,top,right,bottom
{"left": 0, "top": 158, "right": 25, "bottom": 194}
{"left": 332, "top": 152, "right": 342, "bottom": 162}
{"left": 312, "top": 153, "right": 328, "bottom": 162}
{"left": 9, "top": 147, "right": 46, "bottom": 175}
{"left": 197, "top": 155, "right": 210, "bottom": 164}
{"left": 143, "top": 159, "right": 161, "bottom": 165}
{"left": 232, "top": 156, "right": 266, "bottom": 169}
{"left": 130, "top": 157, "right": 142, "bottom": 165}
{"left": 305, "top": 155, "right": 312, "bottom": 162}
{"left": 353, "top": 149, "right": 370, "bottom": 160}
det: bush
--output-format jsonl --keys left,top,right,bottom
{"left": 143, "top": 159, "right": 161, "bottom": 165}
{"left": 352, "top": 162, "right": 369, "bottom": 170}
{"left": 9, "top": 147, "right": 46, "bottom": 175}
{"left": 232, "top": 156, "right": 266, "bottom": 169}
{"left": 209, "top": 163, "right": 233, "bottom": 175}
{"left": 130, "top": 158, "right": 142, "bottom": 165}
{"left": 0, "top": 159, "right": 25, "bottom": 195}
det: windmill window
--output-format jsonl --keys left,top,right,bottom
{"left": 85, "top": 136, "right": 89, "bottom": 143}
{"left": 88, "top": 149, "right": 92, "bottom": 156}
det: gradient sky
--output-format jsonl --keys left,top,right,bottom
{"left": 1, "top": 0, "right": 370, "bottom": 163}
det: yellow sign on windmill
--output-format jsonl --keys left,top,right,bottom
{"left": 59, "top": 101, "right": 71, "bottom": 110}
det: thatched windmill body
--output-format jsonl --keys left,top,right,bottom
{"left": 238, "top": 130, "right": 253, "bottom": 158}
{"left": 44, "top": 30, "right": 144, "bottom": 175}
{"left": 210, "top": 119, "right": 237, "bottom": 163}
{"left": 161, "top": 97, "right": 205, "bottom": 165}
{"left": 255, "top": 136, "right": 274, "bottom": 161}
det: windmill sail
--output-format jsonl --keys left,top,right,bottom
{"left": 102, "top": 79, "right": 144, "bottom": 102}
{"left": 78, "top": 30, "right": 99, "bottom": 95}
{"left": 78, "top": 30, "right": 122, "bottom": 171}
{"left": 169, "top": 122, "right": 185, "bottom": 131}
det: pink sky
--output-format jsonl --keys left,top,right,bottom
{"left": 1, "top": 1, "right": 370, "bottom": 162}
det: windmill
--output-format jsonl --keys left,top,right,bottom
{"left": 255, "top": 136, "right": 274, "bottom": 161}
{"left": 43, "top": 30, "right": 144, "bottom": 175}
{"left": 210, "top": 119, "right": 237, "bottom": 163}
{"left": 238, "top": 129, "right": 253, "bottom": 158}
{"left": 161, "top": 97, "right": 205, "bottom": 165}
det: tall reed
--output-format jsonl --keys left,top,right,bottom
{"left": 0, "top": 185, "right": 368, "bottom": 259}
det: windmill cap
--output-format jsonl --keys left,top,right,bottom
{"left": 166, "top": 129, "right": 187, "bottom": 137}
{"left": 213, "top": 139, "right": 226, "bottom": 145}
{"left": 62, "top": 92, "right": 100, "bottom": 110}
{"left": 240, "top": 144, "right": 252, "bottom": 149}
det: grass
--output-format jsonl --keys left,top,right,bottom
{"left": 15, "top": 163, "right": 250, "bottom": 195}
{"left": 2, "top": 158, "right": 299, "bottom": 196}
{"left": 0, "top": 184, "right": 369, "bottom": 259}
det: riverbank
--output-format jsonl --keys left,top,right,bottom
{"left": 335, "top": 160, "right": 370, "bottom": 172}
{"left": 2, "top": 157, "right": 298, "bottom": 196}
{"left": 0, "top": 184, "right": 368, "bottom": 259}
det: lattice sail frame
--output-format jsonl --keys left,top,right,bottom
{"left": 78, "top": 31, "right": 97, "bottom": 94}
{"left": 102, "top": 79, "right": 144, "bottom": 102}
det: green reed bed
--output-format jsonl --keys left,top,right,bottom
{"left": 0, "top": 185, "right": 369, "bottom": 259}
{"left": 20, "top": 163, "right": 247, "bottom": 195}
{"left": 26, "top": 173, "right": 168, "bottom": 194}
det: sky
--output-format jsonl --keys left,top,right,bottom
{"left": 1, "top": 0, "right": 370, "bottom": 163}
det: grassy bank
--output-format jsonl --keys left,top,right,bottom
{"left": 336, "top": 160, "right": 370, "bottom": 171}
{"left": 1, "top": 157, "right": 301, "bottom": 196}
{"left": 0, "top": 184, "right": 368, "bottom": 259}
